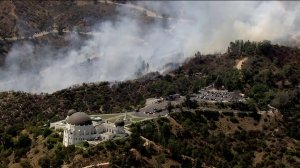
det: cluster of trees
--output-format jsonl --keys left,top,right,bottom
{"left": 240, "top": 50, "right": 300, "bottom": 128}
{"left": 227, "top": 42, "right": 300, "bottom": 141}
{"left": 228, "top": 40, "right": 272, "bottom": 58}
{"left": 0, "top": 125, "right": 32, "bottom": 166}
{"left": 38, "top": 144, "right": 76, "bottom": 168}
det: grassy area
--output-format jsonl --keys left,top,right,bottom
{"left": 131, "top": 117, "right": 147, "bottom": 122}
{"left": 98, "top": 114, "right": 124, "bottom": 120}
{"left": 107, "top": 118, "right": 121, "bottom": 123}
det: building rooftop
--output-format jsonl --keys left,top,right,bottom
{"left": 67, "top": 112, "right": 92, "bottom": 125}
{"left": 67, "top": 109, "right": 76, "bottom": 116}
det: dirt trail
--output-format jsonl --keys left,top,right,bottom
{"left": 140, "top": 136, "right": 164, "bottom": 152}
{"left": 98, "top": 0, "right": 192, "bottom": 23}
{"left": 98, "top": 0, "right": 162, "bottom": 18}
{"left": 82, "top": 162, "right": 110, "bottom": 168}
{"left": 235, "top": 57, "right": 248, "bottom": 70}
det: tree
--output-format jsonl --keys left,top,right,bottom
{"left": 58, "top": 24, "right": 64, "bottom": 35}
{"left": 257, "top": 40, "right": 272, "bottom": 56}
{"left": 38, "top": 156, "right": 50, "bottom": 168}
{"left": 1, "top": 133, "right": 13, "bottom": 149}
{"left": 228, "top": 40, "right": 243, "bottom": 58}
{"left": 167, "top": 102, "right": 173, "bottom": 113}
{"left": 42, "top": 128, "right": 52, "bottom": 138}
{"left": 168, "top": 139, "right": 181, "bottom": 160}
{"left": 184, "top": 95, "right": 198, "bottom": 109}
{"left": 20, "top": 160, "right": 33, "bottom": 168}
{"left": 160, "top": 123, "right": 170, "bottom": 147}
{"left": 130, "top": 132, "right": 142, "bottom": 149}
{"left": 249, "top": 83, "right": 269, "bottom": 107}
{"left": 271, "top": 90, "right": 298, "bottom": 110}
{"left": 143, "top": 123, "right": 155, "bottom": 140}
{"left": 129, "top": 123, "right": 143, "bottom": 149}
{"left": 243, "top": 40, "right": 257, "bottom": 55}
{"left": 83, "top": 141, "right": 90, "bottom": 148}
{"left": 15, "top": 133, "right": 31, "bottom": 149}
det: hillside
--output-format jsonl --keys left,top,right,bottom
{"left": 0, "top": 0, "right": 119, "bottom": 38}
{"left": 0, "top": 0, "right": 121, "bottom": 67}
{"left": 0, "top": 41, "right": 299, "bottom": 131}
{"left": 0, "top": 41, "right": 299, "bottom": 167}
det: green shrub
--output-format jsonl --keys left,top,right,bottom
{"left": 42, "top": 128, "right": 52, "bottom": 138}
{"left": 20, "top": 160, "right": 33, "bottom": 168}
{"left": 223, "top": 112, "right": 234, "bottom": 116}
{"left": 38, "top": 156, "right": 50, "bottom": 168}
{"left": 230, "top": 116, "right": 239, "bottom": 123}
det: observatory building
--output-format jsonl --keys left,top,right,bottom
{"left": 51, "top": 110, "right": 127, "bottom": 146}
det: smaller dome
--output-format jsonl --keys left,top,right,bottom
{"left": 115, "top": 119, "right": 125, "bottom": 127}
{"left": 67, "top": 109, "right": 76, "bottom": 116}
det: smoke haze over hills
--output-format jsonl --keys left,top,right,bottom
{"left": 0, "top": 1, "right": 300, "bottom": 93}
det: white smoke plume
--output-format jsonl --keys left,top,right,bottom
{"left": 0, "top": 1, "right": 300, "bottom": 93}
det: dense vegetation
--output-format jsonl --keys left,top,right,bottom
{"left": 0, "top": 41, "right": 300, "bottom": 167}
{"left": 125, "top": 111, "right": 300, "bottom": 167}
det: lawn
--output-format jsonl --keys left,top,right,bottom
{"left": 98, "top": 114, "right": 124, "bottom": 120}
{"left": 131, "top": 117, "right": 146, "bottom": 122}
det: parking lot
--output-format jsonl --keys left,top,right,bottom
{"left": 191, "top": 89, "right": 245, "bottom": 103}
{"left": 131, "top": 90, "right": 246, "bottom": 118}
{"left": 132, "top": 96, "right": 184, "bottom": 118}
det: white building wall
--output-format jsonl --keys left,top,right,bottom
{"left": 62, "top": 121, "right": 126, "bottom": 147}
{"left": 115, "top": 126, "right": 125, "bottom": 134}
{"left": 101, "top": 133, "right": 114, "bottom": 140}
{"left": 63, "top": 123, "right": 97, "bottom": 146}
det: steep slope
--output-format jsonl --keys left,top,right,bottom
{"left": 0, "top": 0, "right": 119, "bottom": 37}
{"left": 0, "top": 1, "right": 18, "bottom": 37}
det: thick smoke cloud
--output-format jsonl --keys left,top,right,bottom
{"left": 0, "top": 1, "right": 300, "bottom": 93}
